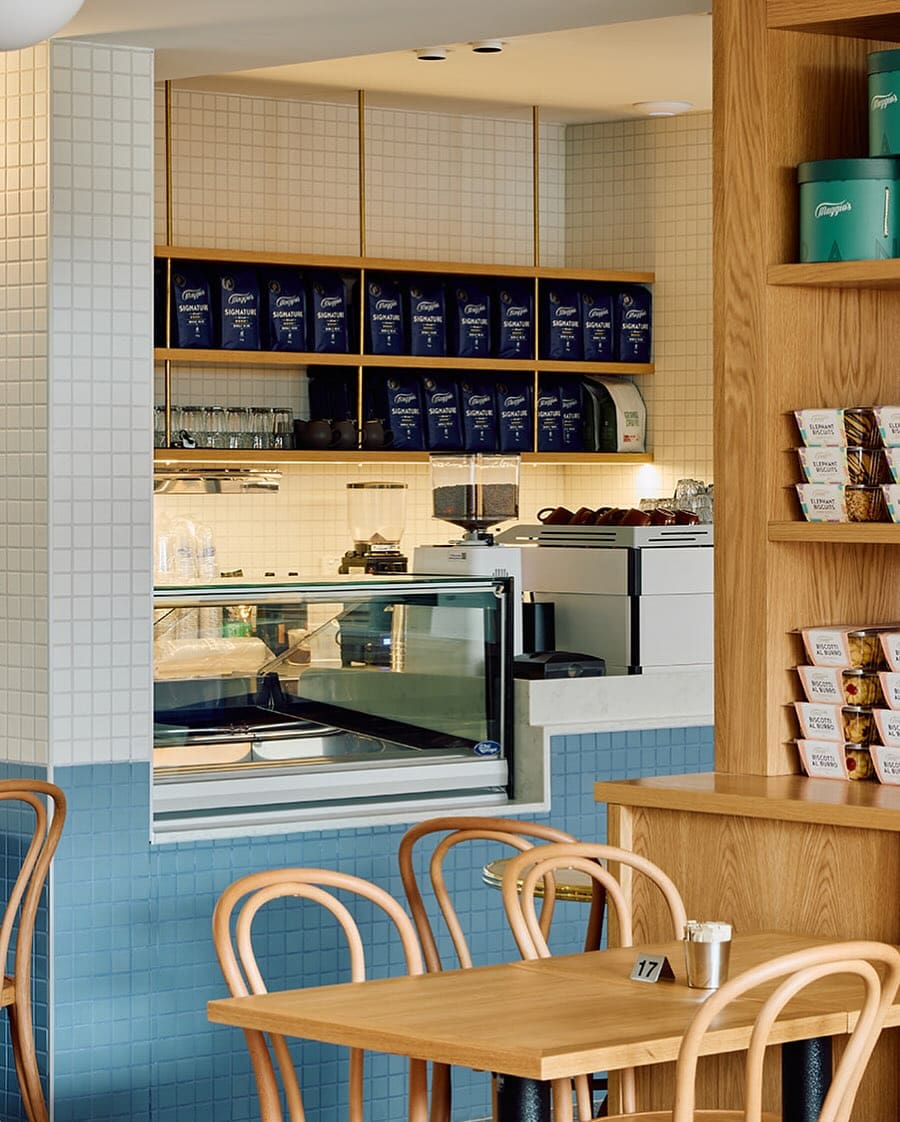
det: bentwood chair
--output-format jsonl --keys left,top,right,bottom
{"left": 0, "top": 780, "right": 66, "bottom": 1122}
{"left": 580, "top": 941, "right": 900, "bottom": 1122}
{"left": 502, "top": 843, "right": 688, "bottom": 1121}
{"left": 398, "top": 818, "right": 607, "bottom": 1122}
{"left": 212, "top": 869, "right": 428, "bottom": 1122}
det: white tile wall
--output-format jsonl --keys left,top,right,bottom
{"left": 564, "top": 113, "right": 713, "bottom": 508}
{"left": 48, "top": 42, "right": 154, "bottom": 766}
{"left": 0, "top": 45, "right": 51, "bottom": 766}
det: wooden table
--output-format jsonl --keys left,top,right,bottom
{"left": 208, "top": 932, "right": 898, "bottom": 1122}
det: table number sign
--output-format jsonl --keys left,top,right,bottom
{"left": 630, "top": 954, "right": 675, "bottom": 983}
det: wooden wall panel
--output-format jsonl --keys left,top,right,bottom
{"left": 608, "top": 804, "right": 900, "bottom": 1121}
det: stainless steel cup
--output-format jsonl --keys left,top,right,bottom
{"left": 683, "top": 921, "right": 732, "bottom": 989}
{"left": 684, "top": 938, "right": 731, "bottom": 988}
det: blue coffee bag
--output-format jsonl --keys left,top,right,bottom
{"left": 263, "top": 269, "right": 307, "bottom": 351}
{"left": 422, "top": 375, "right": 463, "bottom": 451}
{"left": 407, "top": 279, "right": 447, "bottom": 356}
{"left": 450, "top": 281, "right": 491, "bottom": 358}
{"left": 616, "top": 285, "right": 652, "bottom": 362}
{"left": 495, "top": 281, "right": 534, "bottom": 358}
{"left": 461, "top": 378, "right": 499, "bottom": 451}
{"left": 383, "top": 374, "right": 425, "bottom": 450}
{"left": 558, "top": 378, "right": 584, "bottom": 452}
{"left": 495, "top": 378, "right": 533, "bottom": 452}
{"left": 537, "top": 381, "right": 564, "bottom": 451}
{"left": 172, "top": 263, "right": 214, "bottom": 348}
{"left": 310, "top": 273, "right": 350, "bottom": 353}
{"left": 541, "top": 283, "right": 582, "bottom": 360}
{"left": 581, "top": 285, "right": 614, "bottom": 362}
{"left": 365, "top": 276, "right": 404, "bottom": 355}
{"left": 219, "top": 267, "right": 261, "bottom": 350}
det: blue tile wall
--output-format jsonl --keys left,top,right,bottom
{"left": 0, "top": 762, "right": 52, "bottom": 1122}
{"left": 49, "top": 726, "right": 713, "bottom": 1122}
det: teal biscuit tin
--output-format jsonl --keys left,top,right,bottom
{"left": 869, "top": 50, "right": 900, "bottom": 156}
{"left": 798, "top": 158, "right": 900, "bottom": 262}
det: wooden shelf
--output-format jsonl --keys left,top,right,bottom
{"left": 768, "top": 0, "right": 900, "bottom": 40}
{"left": 768, "top": 259, "right": 900, "bottom": 289}
{"left": 154, "top": 348, "right": 654, "bottom": 376}
{"left": 155, "top": 244, "right": 655, "bottom": 286}
{"left": 153, "top": 449, "right": 654, "bottom": 467}
{"left": 768, "top": 520, "right": 900, "bottom": 543}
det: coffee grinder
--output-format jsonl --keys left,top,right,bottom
{"left": 339, "top": 482, "right": 408, "bottom": 574}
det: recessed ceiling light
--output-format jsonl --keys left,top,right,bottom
{"left": 632, "top": 100, "right": 693, "bottom": 117}
{"left": 470, "top": 39, "right": 504, "bottom": 53}
{"left": 416, "top": 47, "right": 448, "bottom": 61}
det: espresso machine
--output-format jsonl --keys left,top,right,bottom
{"left": 339, "top": 482, "right": 408, "bottom": 574}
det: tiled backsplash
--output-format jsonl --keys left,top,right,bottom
{"left": 153, "top": 91, "right": 713, "bottom": 574}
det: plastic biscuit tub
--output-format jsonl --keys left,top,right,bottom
{"left": 796, "top": 666, "right": 885, "bottom": 707}
{"left": 795, "top": 483, "right": 887, "bottom": 522}
{"left": 800, "top": 625, "right": 891, "bottom": 669}
{"left": 794, "top": 407, "right": 880, "bottom": 448}
{"left": 793, "top": 702, "right": 878, "bottom": 745}
{"left": 795, "top": 739, "right": 875, "bottom": 781}
{"left": 796, "top": 446, "right": 887, "bottom": 485}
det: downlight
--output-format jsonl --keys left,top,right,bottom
{"left": 416, "top": 47, "right": 448, "bottom": 61}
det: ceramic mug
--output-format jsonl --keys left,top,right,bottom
{"left": 536, "top": 506, "right": 575, "bottom": 525}
{"left": 300, "top": 419, "right": 335, "bottom": 450}
{"left": 331, "top": 419, "right": 358, "bottom": 450}
{"left": 360, "top": 420, "right": 394, "bottom": 450}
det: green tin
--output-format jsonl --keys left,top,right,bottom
{"left": 869, "top": 50, "right": 900, "bottom": 156}
{"left": 798, "top": 158, "right": 900, "bottom": 262}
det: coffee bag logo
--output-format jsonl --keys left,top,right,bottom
{"left": 463, "top": 303, "right": 486, "bottom": 315}
{"left": 275, "top": 295, "right": 299, "bottom": 308}
{"left": 269, "top": 280, "right": 281, "bottom": 295}
{"left": 506, "top": 305, "right": 528, "bottom": 318}
{"left": 369, "top": 282, "right": 381, "bottom": 296}
{"left": 814, "top": 200, "right": 852, "bottom": 218}
{"left": 319, "top": 296, "right": 342, "bottom": 308}
{"left": 394, "top": 393, "right": 417, "bottom": 404}
{"left": 556, "top": 306, "right": 577, "bottom": 316}
{"left": 375, "top": 299, "right": 397, "bottom": 311}
{"left": 223, "top": 275, "right": 235, "bottom": 291}
{"left": 228, "top": 291, "right": 254, "bottom": 305}
{"left": 503, "top": 394, "right": 526, "bottom": 407}
{"left": 538, "top": 394, "right": 556, "bottom": 408}
{"left": 416, "top": 300, "right": 440, "bottom": 312}
{"left": 182, "top": 287, "right": 204, "bottom": 301}
{"left": 872, "top": 92, "right": 898, "bottom": 111}
{"left": 469, "top": 394, "right": 491, "bottom": 405}
{"left": 432, "top": 392, "right": 454, "bottom": 404}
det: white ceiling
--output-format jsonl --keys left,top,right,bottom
{"left": 58, "top": 0, "right": 712, "bottom": 123}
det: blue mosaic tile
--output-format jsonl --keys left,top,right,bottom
{"left": 45, "top": 727, "right": 713, "bottom": 1122}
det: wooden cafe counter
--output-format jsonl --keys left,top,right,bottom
{"left": 595, "top": 772, "right": 900, "bottom": 1121}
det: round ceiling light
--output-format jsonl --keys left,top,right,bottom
{"left": 416, "top": 46, "right": 448, "bottom": 61}
{"left": 633, "top": 100, "right": 693, "bottom": 117}
{"left": 0, "top": 0, "right": 85, "bottom": 50}
{"left": 470, "top": 39, "right": 504, "bottom": 53}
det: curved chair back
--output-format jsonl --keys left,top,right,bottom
{"left": 0, "top": 780, "right": 66, "bottom": 1122}
{"left": 398, "top": 817, "right": 605, "bottom": 973}
{"left": 502, "top": 842, "right": 687, "bottom": 1118}
{"left": 399, "top": 818, "right": 606, "bottom": 1122}
{"left": 670, "top": 941, "right": 900, "bottom": 1122}
{"left": 213, "top": 868, "right": 428, "bottom": 1122}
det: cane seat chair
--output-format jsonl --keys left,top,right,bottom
{"left": 213, "top": 868, "right": 428, "bottom": 1122}
{"left": 0, "top": 780, "right": 66, "bottom": 1122}
{"left": 398, "top": 817, "right": 607, "bottom": 1122}
{"left": 502, "top": 843, "right": 688, "bottom": 1121}
{"left": 578, "top": 940, "right": 900, "bottom": 1122}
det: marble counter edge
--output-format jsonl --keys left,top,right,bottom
{"left": 516, "top": 669, "right": 713, "bottom": 735}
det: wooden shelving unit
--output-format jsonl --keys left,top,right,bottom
{"left": 153, "top": 448, "right": 654, "bottom": 467}
{"left": 768, "top": 520, "right": 900, "bottom": 542}
{"left": 768, "top": 258, "right": 900, "bottom": 288}
{"left": 155, "top": 347, "right": 653, "bottom": 377}
{"left": 155, "top": 243, "right": 655, "bottom": 286}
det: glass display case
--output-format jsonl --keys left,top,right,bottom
{"left": 152, "top": 575, "right": 513, "bottom": 835}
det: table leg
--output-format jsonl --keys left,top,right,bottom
{"left": 496, "top": 1074, "right": 551, "bottom": 1122}
{"left": 782, "top": 1037, "right": 832, "bottom": 1122}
